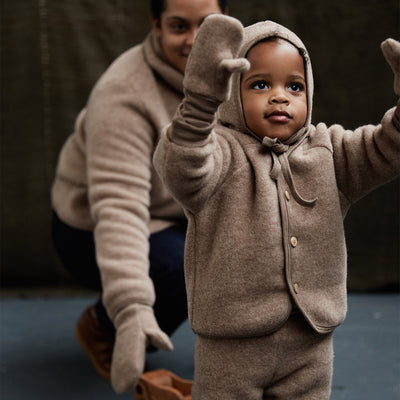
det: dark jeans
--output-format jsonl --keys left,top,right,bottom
{"left": 51, "top": 211, "right": 188, "bottom": 336}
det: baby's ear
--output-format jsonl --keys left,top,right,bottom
{"left": 381, "top": 38, "right": 400, "bottom": 96}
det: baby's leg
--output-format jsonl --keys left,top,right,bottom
{"left": 192, "top": 334, "right": 271, "bottom": 400}
{"left": 192, "top": 314, "right": 333, "bottom": 400}
{"left": 263, "top": 314, "right": 333, "bottom": 400}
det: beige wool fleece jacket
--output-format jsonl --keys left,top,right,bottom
{"left": 154, "top": 21, "right": 400, "bottom": 338}
{"left": 51, "top": 32, "right": 185, "bottom": 320}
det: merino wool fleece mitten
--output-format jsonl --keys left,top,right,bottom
{"left": 183, "top": 14, "right": 250, "bottom": 103}
{"left": 110, "top": 304, "right": 173, "bottom": 393}
{"left": 381, "top": 38, "right": 400, "bottom": 129}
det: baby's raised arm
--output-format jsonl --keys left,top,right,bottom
{"left": 153, "top": 15, "right": 249, "bottom": 212}
{"left": 330, "top": 38, "right": 400, "bottom": 204}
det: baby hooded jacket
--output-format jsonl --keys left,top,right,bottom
{"left": 154, "top": 20, "right": 400, "bottom": 338}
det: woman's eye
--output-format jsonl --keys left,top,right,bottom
{"left": 288, "top": 82, "right": 304, "bottom": 92}
{"left": 252, "top": 81, "right": 268, "bottom": 90}
{"left": 171, "top": 23, "right": 187, "bottom": 33}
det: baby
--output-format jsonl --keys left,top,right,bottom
{"left": 154, "top": 14, "right": 400, "bottom": 400}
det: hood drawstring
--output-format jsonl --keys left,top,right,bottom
{"left": 262, "top": 132, "right": 317, "bottom": 207}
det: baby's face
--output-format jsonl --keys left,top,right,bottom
{"left": 240, "top": 39, "right": 307, "bottom": 141}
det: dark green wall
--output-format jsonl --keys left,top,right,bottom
{"left": 1, "top": 0, "right": 399, "bottom": 290}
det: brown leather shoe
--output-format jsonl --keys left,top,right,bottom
{"left": 75, "top": 305, "right": 115, "bottom": 380}
{"left": 135, "top": 369, "right": 192, "bottom": 400}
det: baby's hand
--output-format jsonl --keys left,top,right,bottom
{"left": 183, "top": 14, "right": 250, "bottom": 102}
{"left": 381, "top": 38, "right": 400, "bottom": 96}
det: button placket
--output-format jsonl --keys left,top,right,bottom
{"left": 294, "top": 283, "right": 299, "bottom": 294}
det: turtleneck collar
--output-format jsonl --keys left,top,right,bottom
{"left": 142, "top": 31, "right": 184, "bottom": 95}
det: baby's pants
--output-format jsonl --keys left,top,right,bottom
{"left": 192, "top": 313, "right": 333, "bottom": 400}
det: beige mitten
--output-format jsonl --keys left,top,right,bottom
{"left": 183, "top": 14, "right": 250, "bottom": 103}
{"left": 110, "top": 304, "right": 173, "bottom": 394}
{"left": 381, "top": 38, "right": 400, "bottom": 128}
{"left": 381, "top": 38, "right": 400, "bottom": 95}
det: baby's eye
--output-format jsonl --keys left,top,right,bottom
{"left": 252, "top": 81, "right": 268, "bottom": 90}
{"left": 288, "top": 82, "right": 304, "bottom": 92}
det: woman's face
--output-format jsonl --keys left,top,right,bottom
{"left": 152, "top": 0, "right": 223, "bottom": 73}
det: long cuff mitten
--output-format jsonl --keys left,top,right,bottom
{"left": 170, "top": 92, "right": 221, "bottom": 145}
{"left": 170, "top": 14, "right": 250, "bottom": 146}
{"left": 110, "top": 304, "right": 173, "bottom": 394}
{"left": 183, "top": 14, "right": 249, "bottom": 103}
{"left": 381, "top": 38, "right": 400, "bottom": 129}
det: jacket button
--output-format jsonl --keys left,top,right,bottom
{"left": 294, "top": 283, "right": 299, "bottom": 293}
{"left": 285, "top": 191, "right": 290, "bottom": 201}
{"left": 290, "top": 236, "right": 298, "bottom": 247}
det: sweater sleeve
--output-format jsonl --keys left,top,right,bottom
{"left": 330, "top": 107, "right": 400, "bottom": 205}
{"left": 154, "top": 92, "right": 228, "bottom": 215}
{"left": 85, "top": 79, "right": 156, "bottom": 320}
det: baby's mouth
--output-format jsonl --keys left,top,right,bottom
{"left": 265, "top": 110, "right": 291, "bottom": 123}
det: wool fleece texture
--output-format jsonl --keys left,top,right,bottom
{"left": 51, "top": 31, "right": 186, "bottom": 325}
{"left": 153, "top": 15, "right": 400, "bottom": 340}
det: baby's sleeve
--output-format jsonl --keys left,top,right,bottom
{"left": 153, "top": 93, "right": 226, "bottom": 214}
{"left": 329, "top": 107, "right": 400, "bottom": 204}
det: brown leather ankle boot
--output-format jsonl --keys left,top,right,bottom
{"left": 75, "top": 305, "right": 115, "bottom": 380}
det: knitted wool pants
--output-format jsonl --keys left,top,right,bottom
{"left": 192, "top": 313, "right": 333, "bottom": 400}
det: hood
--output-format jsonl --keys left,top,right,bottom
{"left": 218, "top": 20, "right": 314, "bottom": 139}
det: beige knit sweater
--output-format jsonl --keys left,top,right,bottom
{"left": 154, "top": 20, "right": 400, "bottom": 338}
{"left": 51, "top": 32, "right": 185, "bottom": 320}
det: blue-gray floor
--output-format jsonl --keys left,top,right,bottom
{"left": 0, "top": 293, "right": 399, "bottom": 399}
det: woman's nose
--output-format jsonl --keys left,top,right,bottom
{"left": 185, "top": 27, "right": 199, "bottom": 47}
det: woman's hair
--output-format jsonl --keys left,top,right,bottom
{"left": 150, "top": 0, "right": 228, "bottom": 20}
